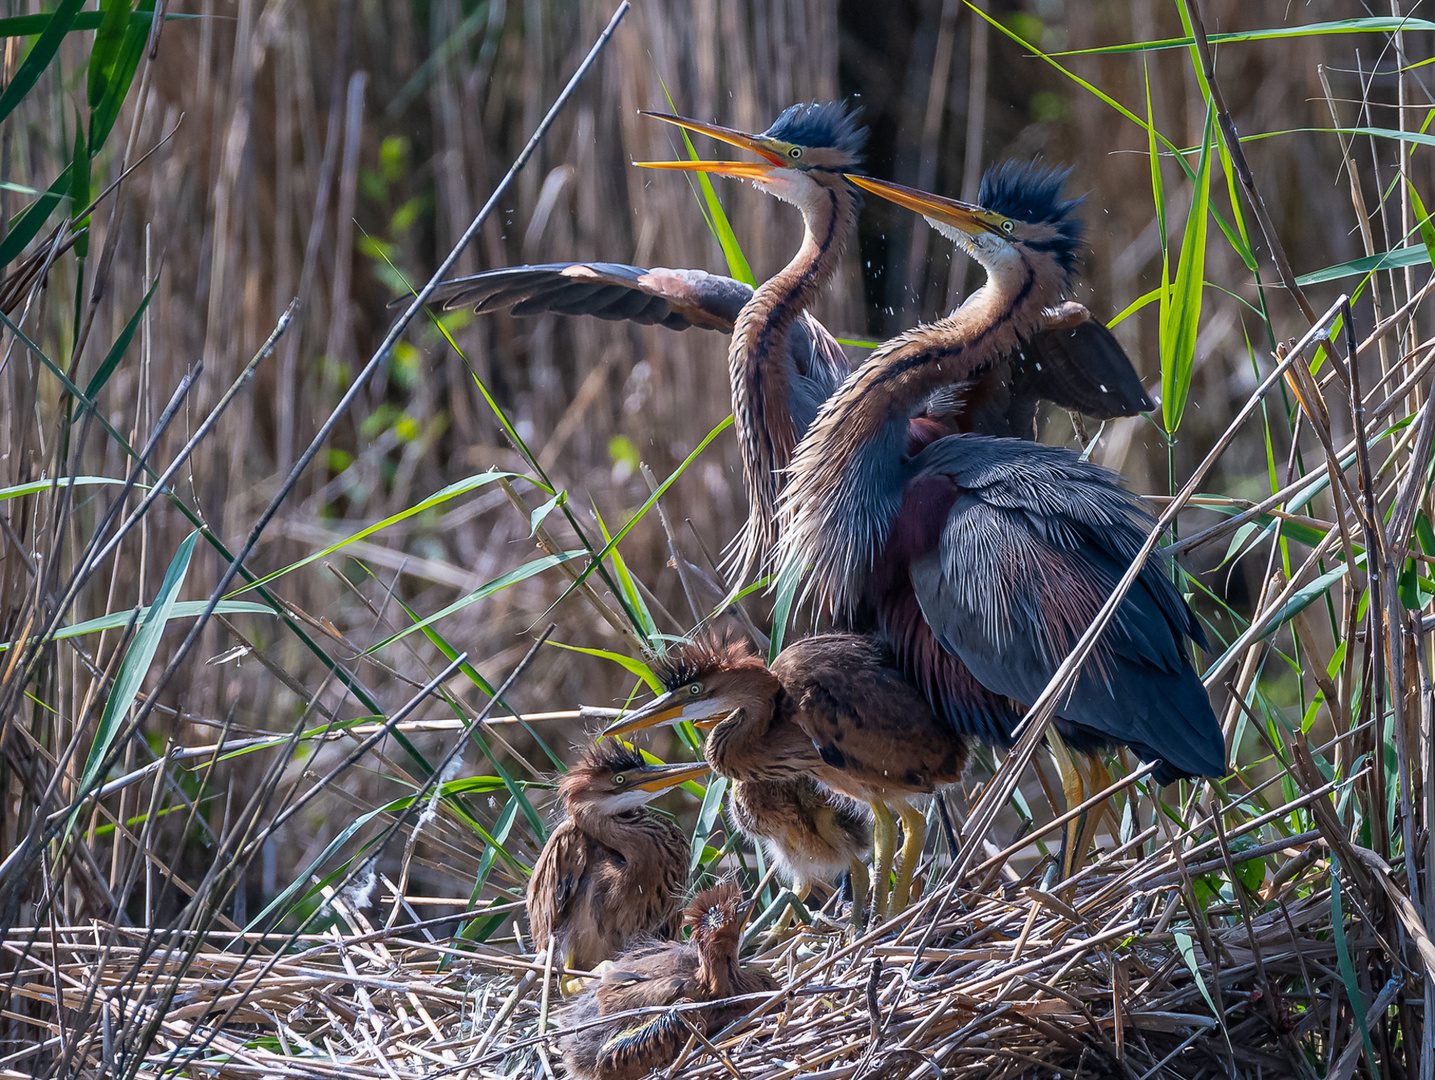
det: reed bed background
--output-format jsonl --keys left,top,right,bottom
{"left": 1, "top": 0, "right": 1433, "bottom": 1076}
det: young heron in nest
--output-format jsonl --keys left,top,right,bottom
{"left": 607, "top": 633, "right": 968, "bottom": 921}
{"left": 775, "top": 165, "right": 1224, "bottom": 871}
{"left": 527, "top": 742, "right": 709, "bottom": 994}
{"left": 559, "top": 883, "right": 775, "bottom": 1080}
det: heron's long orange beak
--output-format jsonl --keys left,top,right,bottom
{"left": 845, "top": 174, "right": 1006, "bottom": 236}
{"left": 626, "top": 759, "right": 713, "bottom": 792}
{"left": 603, "top": 689, "right": 731, "bottom": 737}
{"left": 634, "top": 110, "right": 788, "bottom": 177}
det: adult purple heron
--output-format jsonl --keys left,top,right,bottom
{"left": 776, "top": 163, "right": 1224, "bottom": 807}
{"left": 606, "top": 633, "right": 968, "bottom": 920}
{"left": 422, "top": 103, "right": 1151, "bottom": 576}
{"left": 558, "top": 882, "right": 775, "bottom": 1080}
{"left": 527, "top": 742, "right": 709, "bottom": 994}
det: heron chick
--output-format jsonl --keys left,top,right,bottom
{"left": 527, "top": 742, "right": 708, "bottom": 994}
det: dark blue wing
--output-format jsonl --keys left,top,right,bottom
{"left": 906, "top": 436, "right": 1223, "bottom": 783}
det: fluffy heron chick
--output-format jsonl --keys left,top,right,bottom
{"left": 558, "top": 883, "right": 776, "bottom": 1080}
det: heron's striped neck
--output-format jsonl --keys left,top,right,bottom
{"left": 727, "top": 179, "right": 859, "bottom": 578}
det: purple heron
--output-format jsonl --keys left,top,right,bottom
{"left": 422, "top": 103, "right": 1151, "bottom": 576}
{"left": 775, "top": 163, "right": 1224, "bottom": 818}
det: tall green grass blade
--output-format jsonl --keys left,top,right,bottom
{"left": 0, "top": 476, "right": 134, "bottom": 501}
{"left": 690, "top": 774, "right": 728, "bottom": 873}
{"left": 1, "top": 600, "right": 272, "bottom": 652}
{"left": 0, "top": 0, "right": 84, "bottom": 125}
{"left": 87, "top": 0, "right": 152, "bottom": 154}
{"left": 1161, "top": 100, "right": 1214, "bottom": 434}
{"left": 1050, "top": 17, "right": 1435, "bottom": 55}
{"left": 593, "top": 504, "right": 658, "bottom": 640}
{"left": 68, "top": 529, "right": 198, "bottom": 841}
{"left": 554, "top": 414, "right": 733, "bottom": 603}
{"left": 68, "top": 119, "right": 89, "bottom": 259}
{"left": 84, "top": 277, "right": 157, "bottom": 399}
{"left": 968, "top": 3, "right": 1249, "bottom": 259}
{"left": 0, "top": 165, "right": 72, "bottom": 269}
{"left": 86, "top": 0, "right": 133, "bottom": 110}
{"left": 366, "top": 549, "right": 584, "bottom": 654}
{"left": 229, "top": 470, "right": 537, "bottom": 596}
{"left": 658, "top": 76, "right": 755, "bottom": 286}
{"left": 1297, "top": 244, "right": 1430, "bottom": 285}
{"left": 1331, "top": 863, "right": 1376, "bottom": 1063}
{"left": 767, "top": 562, "right": 800, "bottom": 663}
{"left": 1405, "top": 180, "right": 1435, "bottom": 269}
{"left": 0, "top": 9, "right": 187, "bottom": 38}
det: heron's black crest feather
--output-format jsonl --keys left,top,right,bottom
{"left": 979, "top": 160, "right": 1084, "bottom": 272}
{"left": 762, "top": 101, "right": 867, "bottom": 158}
{"left": 653, "top": 632, "right": 762, "bottom": 691}
{"left": 578, "top": 741, "right": 648, "bottom": 777}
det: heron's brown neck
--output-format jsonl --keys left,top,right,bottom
{"left": 727, "top": 180, "right": 859, "bottom": 576}
{"left": 695, "top": 931, "right": 739, "bottom": 998}
{"left": 567, "top": 800, "right": 669, "bottom": 862}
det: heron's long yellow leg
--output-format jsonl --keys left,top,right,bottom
{"left": 1046, "top": 729, "right": 1086, "bottom": 881}
{"left": 892, "top": 802, "right": 928, "bottom": 913}
{"left": 869, "top": 801, "right": 898, "bottom": 923}
{"left": 848, "top": 856, "right": 868, "bottom": 931}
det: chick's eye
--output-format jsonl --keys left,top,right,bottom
{"left": 689, "top": 684, "right": 702, "bottom": 695}
{"left": 613, "top": 774, "right": 626, "bottom": 785}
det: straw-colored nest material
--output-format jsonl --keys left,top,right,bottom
{"left": 9, "top": 819, "right": 1411, "bottom": 1080}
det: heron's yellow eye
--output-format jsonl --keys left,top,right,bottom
{"left": 689, "top": 683, "right": 703, "bottom": 695}
{"left": 1001, "top": 220, "right": 1014, "bottom": 234}
{"left": 788, "top": 146, "right": 803, "bottom": 159}
{"left": 613, "top": 774, "right": 627, "bottom": 785}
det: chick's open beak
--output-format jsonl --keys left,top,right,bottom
{"left": 844, "top": 174, "right": 1005, "bottom": 236}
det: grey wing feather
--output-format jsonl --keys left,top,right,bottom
{"left": 907, "top": 437, "right": 1223, "bottom": 783}
{"left": 409, "top": 263, "right": 749, "bottom": 331}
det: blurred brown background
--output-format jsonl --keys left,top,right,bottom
{"left": 1, "top": 0, "right": 1422, "bottom": 912}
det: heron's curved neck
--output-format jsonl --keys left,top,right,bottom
{"left": 567, "top": 802, "right": 665, "bottom": 861}
{"left": 731, "top": 182, "right": 858, "bottom": 464}
{"left": 695, "top": 938, "right": 738, "bottom": 998}
{"left": 703, "top": 690, "right": 784, "bottom": 780}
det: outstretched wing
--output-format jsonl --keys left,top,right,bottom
{"left": 906, "top": 437, "right": 1223, "bottom": 784}
{"left": 418, "top": 262, "right": 750, "bottom": 331}
{"left": 957, "top": 303, "right": 1153, "bottom": 439}
{"left": 410, "top": 261, "right": 853, "bottom": 406}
